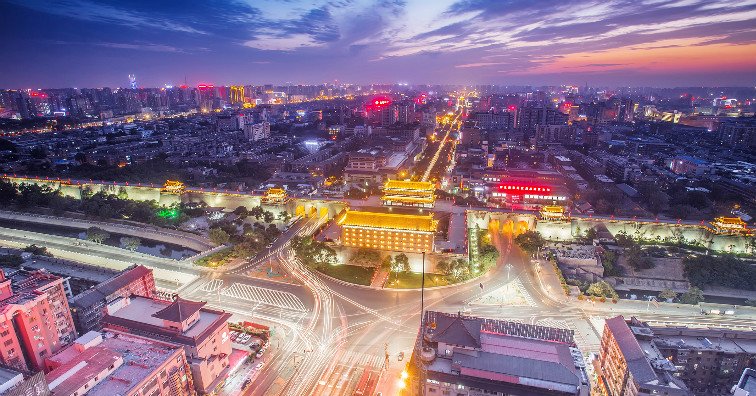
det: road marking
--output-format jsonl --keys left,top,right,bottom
{"left": 222, "top": 283, "right": 308, "bottom": 312}
{"left": 201, "top": 279, "right": 224, "bottom": 292}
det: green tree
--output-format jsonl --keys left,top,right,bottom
{"left": 233, "top": 206, "right": 249, "bottom": 217}
{"left": 586, "top": 281, "right": 618, "bottom": 298}
{"left": 249, "top": 206, "right": 264, "bottom": 220}
{"left": 278, "top": 211, "right": 292, "bottom": 223}
{"left": 394, "top": 253, "right": 410, "bottom": 273}
{"left": 0, "top": 254, "right": 24, "bottom": 267}
{"left": 647, "top": 191, "right": 670, "bottom": 215}
{"left": 262, "top": 211, "right": 275, "bottom": 223}
{"left": 683, "top": 255, "right": 756, "bottom": 290}
{"left": 0, "top": 180, "right": 18, "bottom": 204}
{"left": 447, "top": 259, "right": 471, "bottom": 281}
{"left": 120, "top": 236, "right": 141, "bottom": 251}
{"left": 626, "top": 245, "right": 654, "bottom": 271}
{"left": 233, "top": 241, "right": 259, "bottom": 258}
{"left": 583, "top": 227, "right": 598, "bottom": 242}
{"left": 478, "top": 244, "right": 499, "bottom": 270}
{"left": 601, "top": 250, "right": 619, "bottom": 276}
{"left": 208, "top": 227, "right": 231, "bottom": 245}
{"left": 23, "top": 244, "right": 52, "bottom": 257}
{"left": 658, "top": 289, "right": 678, "bottom": 301}
{"left": 86, "top": 227, "right": 110, "bottom": 244}
{"left": 679, "top": 287, "right": 704, "bottom": 304}
{"left": 381, "top": 255, "right": 394, "bottom": 270}
{"left": 436, "top": 260, "right": 451, "bottom": 276}
{"left": 514, "top": 230, "right": 545, "bottom": 256}
{"left": 349, "top": 248, "right": 381, "bottom": 267}
{"left": 614, "top": 231, "right": 635, "bottom": 248}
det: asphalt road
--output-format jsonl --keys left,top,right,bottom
{"left": 4, "top": 210, "right": 756, "bottom": 395}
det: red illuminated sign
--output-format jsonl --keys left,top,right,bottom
{"left": 374, "top": 99, "right": 390, "bottom": 106}
{"left": 498, "top": 184, "right": 551, "bottom": 194}
{"left": 197, "top": 84, "right": 214, "bottom": 89}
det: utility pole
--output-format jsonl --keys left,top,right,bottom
{"left": 420, "top": 251, "right": 426, "bottom": 329}
{"left": 384, "top": 342, "right": 389, "bottom": 370}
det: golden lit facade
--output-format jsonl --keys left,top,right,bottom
{"left": 709, "top": 217, "right": 751, "bottom": 235}
{"left": 381, "top": 180, "right": 435, "bottom": 208}
{"left": 230, "top": 85, "right": 245, "bottom": 104}
{"left": 539, "top": 205, "right": 567, "bottom": 220}
{"left": 339, "top": 210, "right": 436, "bottom": 253}
{"left": 261, "top": 187, "right": 288, "bottom": 205}
{"left": 162, "top": 180, "right": 186, "bottom": 194}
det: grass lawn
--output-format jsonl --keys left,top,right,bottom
{"left": 195, "top": 247, "right": 234, "bottom": 268}
{"left": 317, "top": 264, "right": 375, "bottom": 286}
{"left": 386, "top": 272, "right": 450, "bottom": 289}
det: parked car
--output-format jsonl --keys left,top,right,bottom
{"left": 255, "top": 362, "right": 265, "bottom": 370}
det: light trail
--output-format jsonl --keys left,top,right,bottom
{"left": 421, "top": 111, "right": 462, "bottom": 182}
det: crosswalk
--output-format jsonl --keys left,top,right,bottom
{"left": 472, "top": 277, "right": 537, "bottom": 307}
{"left": 536, "top": 318, "right": 570, "bottom": 329}
{"left": 337, "top": 350, "right": 385, "bottom": 369}
{"left": 200, "top": 279, "right": 224, "bottom": 292}
{"left": 221, "top": 283, "right": 308, "bottom": 312}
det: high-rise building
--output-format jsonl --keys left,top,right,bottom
{"left": 102, "top": 295, "right": 232, "bottom": 395}
{"left": 128, "top": 74, "right": 137, "bottom": 90}
{"left": 469, "top": 111, "right": 515, "bottom": 130}
{"left": 0, "top": 269, "right": 77, "bottom": 372}
{"left": 517, "top": 106, "right": 568, "bottom": 130}
{"left": 243, "top": 122, "right": 271, "bottom": 141}
{"left": 412, "top": 311, "right": 589, "bottom": 396}
{"left": 594, "top": 316, "right": 691, "bottom": 396}
{"left": 69, "top": 265, "right": 155, "bottom": 334}
{"left": 718, "top": 118, "right": 756, "bottom": 150}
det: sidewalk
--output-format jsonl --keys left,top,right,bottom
{"left": 535, "top": 257, "right": 571, "bottom": 303}
{"left": 371, "top": 268, "right": 390, "bottom": 288}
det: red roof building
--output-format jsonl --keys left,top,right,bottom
{"left": 45, "top": 330, "right": 192, "bottom": 396}
{"left": 0, "top": 269, "right": 76, "bottom": 372}
{"left": 102, "top": 295, "right": 232, "bottom": 395}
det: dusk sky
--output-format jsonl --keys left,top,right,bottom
{"left": 2, "top": 0, "right": 755, "bottom": 88}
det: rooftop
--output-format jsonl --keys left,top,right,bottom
{"left": 0, "top": 366, "right": 22, "bottom": 386}
{"left": 152, "top": 296, "right": 206, "bottom": 323}
{"left": 0, "top": 268, "right": 63, "bottom": 307}
{"left": 104, "top": 295, "right": 229, "bottom": 344}
{"left": 339, "top": 210, "right": 436, "bottom": 232}
{"left": 605, "top": 316, "right": 657, "bottom": 383}
{"left": 71, "top": 265, "right": 152, "bottom": 308}
{"left": 423, "top": 311, "right": 584, "bottom": 394}
{"left": 606, "top": 316, "right": 690, "bottom": 394}
{"left": 47, "top": 331, "right": 183, "bottom": 396}
{"left": 737, "top": 369, "right": 756, "bottom": 395}
{"left": 383, "top": 179, "right": 435, "bottom": 191}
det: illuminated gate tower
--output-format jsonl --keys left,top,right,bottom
{"left": 161, "top": 180, "right": 186, "bottom": 194}
{"left": 261, "top": 187, "right": 288, "bottom": 205}
{"left": 338, "top": 210, "right": 437, "bottom": 253}
{"left": 381, "top": 180, "right": 436, "bottom": 208}
{"left": 708, "top": 217, "right": 752, "bottom": 235}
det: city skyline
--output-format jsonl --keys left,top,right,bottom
{"left": 1, "top": 0, "right": 755, "bottom": 88}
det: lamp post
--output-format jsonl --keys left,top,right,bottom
{"left": 420, "top": 251, "right": 426, "bottom": 330}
